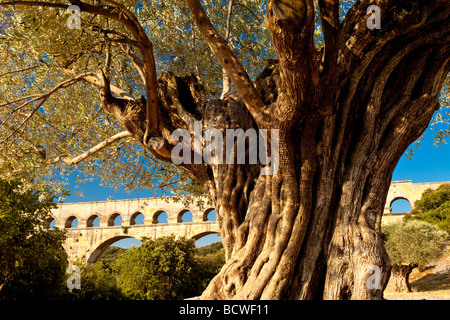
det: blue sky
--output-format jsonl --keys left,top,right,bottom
{"left": 63, "top": 123, "right": 450, "bottom": 249}
{"left": 392, "top": 131, "right": 450, "bottom": 183}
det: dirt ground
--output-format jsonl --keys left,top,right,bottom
{"left": 384, "top": 251, "right": 450, "bottom": 300}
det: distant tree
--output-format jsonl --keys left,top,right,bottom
{"left": 404, "top": 184, "right": 450, "bottom": 233}
{"left": 97, "top": 246, "right": 127, "bottom": 270}
{"left": 382, "top": 221, "right": 449, "bottom": 292}
{"left": 195, "top": 241, "right": 226, "bottom": 290}
{"left": 112, "top": 235, "right": 202, "bottom": 299}
{"left": 0, "top": 178, "right": 68, "bottom": 299}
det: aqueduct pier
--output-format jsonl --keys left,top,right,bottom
{"left": 47, "top": 180, "right": 448, "bottom": 263}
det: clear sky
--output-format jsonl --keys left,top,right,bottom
{"left": 63, "top": 124, "right": 450, "bottom": 249}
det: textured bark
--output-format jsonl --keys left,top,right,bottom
{"left": 390, "top": 265, "right": 415, "bottom": 292}
{"left": 85, "top": 0, "right": 450, "bottom": 300}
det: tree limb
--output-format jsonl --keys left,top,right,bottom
{"left": 57, "top": 67, "right": 134, "bottom": 100}
{"left": 47, "top": 130, "right": 132, "bottom": 165}
{"left": 93, "top": 0, "right": 159, "bottom": 145}
{"left": 118, "top": 43, "right": 146, "bottom": 84}
{"left": 221, "top": 0, "right": 234, "bottom": 99}
{"left": 185, "top": 0, "right": 266, "bottom": 123}
{"left": 1, "top": 73, "right": 91, "bottom": 144}
{"left": 265, "top": 0, "right": 319, "bottom": 112}
{"left": 1, "top": 0, "right": 161, "bottom": 146}
{"left": 318, "top": 0, "right": 339, "bottom": 79}
{"left": 0, "top": 64, "right": 40, "bottom": 78}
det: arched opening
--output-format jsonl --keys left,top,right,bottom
{"left": 43, "top": 217, "right": 55, "bottom": 230}
{"left": 87, "top": 236, "right": 142, "bottom": 264}
{"left": 193, "top": 232, "right": 221, "bottom": 247}
{"left": 178, "top": 210, "right": 193, "bottom": 223}
{"left": 130, "top": 212, "right": 145, "bottom": 225}
{"left": 152, "top": 211, "right": 168, "bottom": 224}
{"left": 390, "top": 198, "right": 412, "bottom": 213}
{"left": 65, "top": 216, "right": 78, "bottom": 228}
{"left": 86, "top": 215, "right": 100, "bottom": 228}
{"left": 203, "top": 208, "right": 216, "bottom": 221}
{"left": 108, "top": 213, "right": 122, "bottom": 226}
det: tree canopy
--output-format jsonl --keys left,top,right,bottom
{"left": 112, "top": 235, "right": 209, "bottom": 300}
{"left": 0, "top": 178, "right": 68, "bottom": 299}
{"left": 382, "top": 220, "right": 448, "bottom": 267}
{"left": 0, "top": 0, "right": 275, "bottom": 200}
{"left": 382, "top": 220, "right": 448, "bottom": 292}
{"left": 0, "top": 0, "right": 448, "bottom": 199}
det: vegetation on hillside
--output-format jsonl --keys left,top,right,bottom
{"left": 404, "top": 183, "right": 450, "bottom": 233}
{"left": 72, "top": 237, "right": 225, "bottom": 300}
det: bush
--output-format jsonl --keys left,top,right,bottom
{"left": 112, "top": 235, "right": 204, "bottom": 300}
{"left": 383, "top": 220, "right": 448, "bottom": 266}
{"left": 67, "top": 260, "right": 124, "bottom": 300}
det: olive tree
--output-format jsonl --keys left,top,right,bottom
{"left": 0, "top": 0, "right": 449, "bottom": 299}
{"left": 382, "top": 221, "right": 448, "bottom": 292}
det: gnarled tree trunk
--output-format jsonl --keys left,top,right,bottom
{"left": 2, "top": 0, "right": 448, "bottom": 300}
{"left": 99, "top": 0, "right": 449, "bottom": 300}
{"left": 390, "top": 265, "right": 415, "bottom": 292}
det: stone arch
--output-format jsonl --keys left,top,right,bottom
{"left": 87, "top": 235, "right": 133, "bottom": 264}
{"left": 203, "top": 208, "right": 216, "bottom": 221}
{"left": 191, "top": 230, "right": 220, "bottom": 241}
{"left": 177, "top": 209, "right": 193, "bottom": 223}
{"left": 43, "top": 216, "right": 55, "bottom": 229}
{"left": 152, "top": 210, "right": 168, "bottom": 224}
{"left": 389, "top": 196, "right": 411, "bottom": 207}
{"left": 86, "top": 214, "right": 100, "bottom": 228}
{"left": 390, "top": 197, "right": 412, "bottom": 213}
{"left": 108, "top": 212, "right": 122, "bottom": 226}
{"left": 130, "top": 211, "right": 145, "bottom": 225}
{"left": 65, "top": 215, "right": 78, "bottom": 228}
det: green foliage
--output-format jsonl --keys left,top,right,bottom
{"left": 67, "top": 259, "right": 124, "bottom": 300}
{"left": 97, "top": 246, "right": 127, "bottom": 269}
{"left": 111, "top": 235, "right": 203, "bottom": 299}
{"left": 404, "top": 184, "right": 450, "bottom": 233}
{"left": 194, "top": 241, "right": 226, "bottom": 290}
{"left": 382, "top": 220, "right": 449, "bottom": 267}
{"left": 89, "top": 240, "right": 226, "bottom": 300}
{"left": 0, "top": 0, "right": 448, "bottom": 201}
{"left": 0, "top": 178, "right": 68, "bottom": 299}
{"left": 0, "top": 0, "right": 274, "bottom": 200}
{"left": 430, "top": 75, "right": 450, "bottom": 145}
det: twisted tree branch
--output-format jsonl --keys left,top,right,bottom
{"left": 185, "top": 0, "right": 266, "bottom": 123}
{"left": 47, "top": 130, "right": 132, "bottom": 165}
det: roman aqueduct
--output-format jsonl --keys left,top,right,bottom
{"left": 46, "top": 180, "right": 447, "bottom": 263}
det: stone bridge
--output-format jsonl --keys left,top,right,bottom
{"left": 47, "top": 197, "right": 219, "bottom": 263}
{"left": 48, "top": 180, "right": 448, "bottom": 263}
